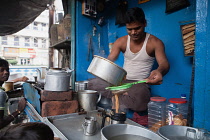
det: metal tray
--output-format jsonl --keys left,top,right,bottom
{"left": 25, "top": 102, "right": 68, "bottom": 140}
{"left": 45, "top": 110, "right": 144, "bottom": 140}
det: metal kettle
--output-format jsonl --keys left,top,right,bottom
{"left": 44, "top": 68, "right": 73, "bottom": 91}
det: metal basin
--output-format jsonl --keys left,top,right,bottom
{"left": 101, "top": 124, "right": 165, "bottom": 140}
{"left": 87, "top": 55, "right": 127, "bottom": 86}
{"left": 157, "top": 125, "right": 199, "bottom": 140}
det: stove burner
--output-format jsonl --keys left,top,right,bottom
{"left": 33, "top": 83, "right": 44, "bottom": 91}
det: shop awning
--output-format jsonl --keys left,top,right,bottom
{"left": 0, "top": 0, "right": 54, "bottom": 36}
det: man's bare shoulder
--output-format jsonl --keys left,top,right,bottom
{"left": 149, "top": 34, "right": 163, "bottom": 43}
{"left": 114, "top": 35, "right": 128, "bottom": 49}
{"left": 115, "top": 35, "right": 127, "bottom": 44}
{"left": 148, "top": 34, "right": 164, "bottom": 49}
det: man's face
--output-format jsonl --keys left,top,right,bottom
{"left": 126, "top": 21, "right": 146, "bottom": 41}
{"left": 0, "top": 67, "right": 10, "bottom": 82}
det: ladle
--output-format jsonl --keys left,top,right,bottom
{"left": 105, "top": 80, "right": 147, "bottom": 91}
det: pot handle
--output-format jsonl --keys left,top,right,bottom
{"left": 96, "top": 92, "right": 101, "bottom": 103}
{"left": 65, "top": 67, "right": 74, "bottom": 73}
{"left": 82, "top": 121, "right": 87, "bottom": 130}
{"left": 101, "top": 114, "right": 110, "bottom": 128}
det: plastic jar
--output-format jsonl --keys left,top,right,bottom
{"left": 167, "top": 98, "right": 188, "bottom": 126}
{"left": 148, "top": 97, "right": 167, "bottom": 132}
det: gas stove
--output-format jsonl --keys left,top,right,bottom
{"left": 32, "top": 83, "right": 44, "bottom": 91}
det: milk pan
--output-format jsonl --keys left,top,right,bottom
{"left": 87, "top": 55, "right": 127, "bottom": 86}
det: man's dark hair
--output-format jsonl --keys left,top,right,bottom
{"left": 0, "top": 122, "right": 54, "bottom": 140}
{"left": 0, "top": 58, "right": 9, "bottom": 67}
{"left": 124, "top": 7, "right": 146, "bottom": 24}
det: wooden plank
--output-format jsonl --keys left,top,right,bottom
{"left": 184, "top": 40, "right": 195, "bottom": 46}
{"left": 184, "top": 44, "right": 194, "bottom": 49}
{"left": 182, "top": 25, "right": 195, "bottom": 34}
{"left": 183, "top": 31, "right": 195, "bottom": 39}
{"left": 184, "top": 35, "right": 195, "bottom": 44}
{"left": 182, "top": 23, "right": 195, "bottom": 30}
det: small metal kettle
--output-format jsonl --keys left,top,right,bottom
{"left": 82, "top": 116, "right": 97, "bottom": 136}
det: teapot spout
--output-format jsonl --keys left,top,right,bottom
{"left": 65, "top": 67, "right": 74, "bottom": 73}
{"left": 36, "top": 67, "right": 47, "bottom": 84}
{"left": 36, "top": 68, "right": 41, "bottom": 81}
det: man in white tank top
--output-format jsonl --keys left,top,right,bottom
{"left": 89, "top": 7, "right": 169, "bottom": 114}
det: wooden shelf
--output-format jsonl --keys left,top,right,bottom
{"left": 50, "top": 39, "right": 71, "bottom": 49}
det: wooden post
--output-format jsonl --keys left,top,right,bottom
{"left": 48, "top": 5, "right": 55, "bottom": 68}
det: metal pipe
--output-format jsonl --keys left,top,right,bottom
{"left": 70, "top": 0, "right": 76, "bottom": 90}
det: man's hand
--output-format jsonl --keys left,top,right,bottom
{"left": 17, "top": 98, "right": 27, "bottom": 112}
{"left": 145, "top": 70, "right": 163, "bottom": 85}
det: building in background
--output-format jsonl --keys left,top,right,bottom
{"left": 0, "top": 0, "right": 64, "bottom": 67}
{"left": 0, "top": 10, "right": 50, "bottom": 66}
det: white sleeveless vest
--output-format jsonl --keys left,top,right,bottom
{"left": 123, "top": 33, "right": 155, "bottom": 80}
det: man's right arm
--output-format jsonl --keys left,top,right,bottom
{"left": 107, "top": 37, "right": 125, "bottom": 61}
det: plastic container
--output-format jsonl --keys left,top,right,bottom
{"left": 148, "top": 97, "right": 167, "bottom": 132}
{"left": 167, "top": 98, "right": 188, "bottom": 126}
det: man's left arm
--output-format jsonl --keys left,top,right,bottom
{"left": 146, "top": 39, "right": 170, "bottom": 84}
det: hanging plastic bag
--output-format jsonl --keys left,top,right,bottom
{"left": 165, "top": 0, "right": 190, "bottom": 14}
{"left": 115, "top": 0, "right": 128, "bottom": 25}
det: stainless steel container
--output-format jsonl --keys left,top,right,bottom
{"left": 101, "top": 124, "right": 165, "bottom": 140}
{"left": 87, "top": 55, "right": 127, "bottom": 86}
{"left": 44, "top": 69, "right": 72, "bottom": 91}
{"left": 82, "top": 116, "right": 97, "bottom": 136}
{"left": 75, "top": 81, "right": 89, "bottom": 92}
{"left": 78, "top": 90, "right": 101, "bottom": 111}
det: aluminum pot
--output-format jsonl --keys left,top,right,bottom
{"left": 78, "top": 90, "right": 101, "bottom": 111}
{"left": 44, "top": 68, "right": 72, "bottom": 91}
{"left": 101, "top": 124, "right": 165, "bottom": 140}
{"left": 87, "top": 55, "right": 127, "bottom": 86}
{"left": 157, "top": 125, "right": 199, "bottom": 140}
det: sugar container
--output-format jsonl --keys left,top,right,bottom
{"left": 148, "top": 97, "right": 166, "bottom": 132}
{"left": 167, "top": 98, "right": 188, "bottom": 126}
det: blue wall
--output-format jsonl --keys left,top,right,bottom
{"left": 193, "top": 0, "right": 210, "bottom": 131}
{"left": 75, "top": 1, "right": 109, "bottom": 81}
{"left": 138, "top": 0, "right": 195, "bottom": 99}
{"left": 76, "top": 0, "right": 195, "bottom": 99}
{"left": 75, "top": 0, "right": 210, "bottom": 130}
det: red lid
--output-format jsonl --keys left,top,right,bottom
{"left": 150, "top": 97, "right": 166, "bottom": 102}
{"left": 169, "top": 98, "right": 187, "bottom": 104}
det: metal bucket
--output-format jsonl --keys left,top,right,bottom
{"left": 101, "top": 124, "right": 165, "bottom": 140}
{"left": 157, "top": 125, "right": 199, "bottom": 140}
{"left": 78, "top": 90, "right": 101, "bottom": 111}
{"left": 87, "top": 55, "right": 127, "bottom": 86}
